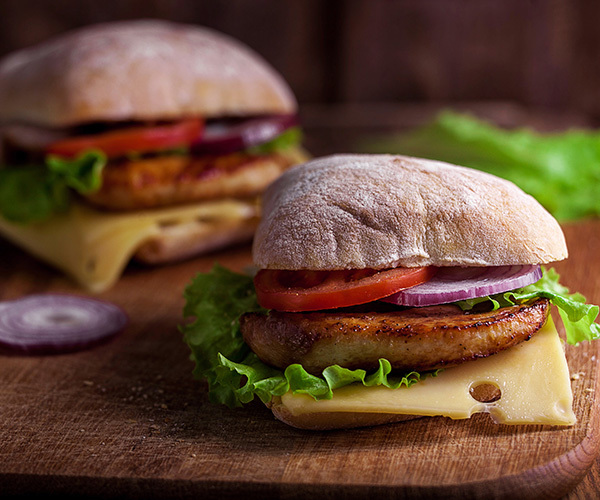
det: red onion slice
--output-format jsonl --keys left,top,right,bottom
{"left": 382, "top": 265, "right": 542, "bottom": 307}
{"left": 0, "top": 294, "right": 128, "bottom": 354}
{"left": 191, "top": 114, "right": 298, "bottom": 155}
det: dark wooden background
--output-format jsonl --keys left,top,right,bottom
{"left": 2, "top": 0, "right": 600, "bottom": 120}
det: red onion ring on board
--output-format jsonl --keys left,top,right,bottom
{"left": 382, "top": 265, "right": 542, "bottom": 307}
{"left": 0, "top": 294, "right": 128, "bottom": 354}
{"left": 191, "top": 114, "right": 298, "bottom": 155}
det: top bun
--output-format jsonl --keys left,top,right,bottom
{"left": 0, "top": 20, "right": 296, "bottom": 127}
{"left": 253, "top": 154, "right": 568, "bottom": 270}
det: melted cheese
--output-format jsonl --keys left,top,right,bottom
{"left": 0, "top": 199, "right": 256, "bottom": 292}
{"left": 280, "top": 319, "right": 576, "bottom": 425}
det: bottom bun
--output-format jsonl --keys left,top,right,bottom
{"left": 268, "top": 397, "right": 419, "bottom": 430}
{"left": 134, "top": 214, "right": 259, "bottom": 264}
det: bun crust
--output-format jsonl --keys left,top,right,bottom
{"left": 134, "top": 215, "right": 259, "bottom": 264}
{"left": 0, "top": 20, "right": 296, "bottom": 126}
{"left": 253, "top": 154, "right": 568, "bottom": 270}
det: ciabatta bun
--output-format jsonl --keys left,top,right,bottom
{"left": 0, "top": 20, "right": 296, "bottom": 127}
{"left": 253, "top": 154, "right": 567, "bottom": 270}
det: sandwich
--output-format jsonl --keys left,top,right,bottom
{"left": 182, "top": 154, "right": 600, "bottom": 430}
{"left": 0, "top": 20, "right": 308, "bottom": 292}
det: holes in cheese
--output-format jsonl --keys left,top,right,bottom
{"left": 470, "top": 382, "right": 502, "bottom": 403}
{"left": 278, "top": 318, "right": 576, "bottom": 426}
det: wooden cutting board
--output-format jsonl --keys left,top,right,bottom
{"left": 0, "top": 221, "right": 598, "bottom": 500}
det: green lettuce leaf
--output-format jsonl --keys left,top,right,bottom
{"left": 246, "top": 127, "right": 303, "bottom": 155}
{"left": 181, "top": 264, "right": 266, "bottom": 397}
{"left": 0, "top": 165, "right": 58, "bottom": 223}
{"left": 181, "top": 265, "right": 433, "bottom": 408}
{"left": 455, "top": 267, "right": 600, "bottom": 345}
{"left": 0, "top": 150, "right": 106, "bottom": 224}
{"left": 360, "top": 110, "right": 600, "bottom": 221}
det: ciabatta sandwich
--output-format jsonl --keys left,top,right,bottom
{"left": 0, "top": 20, "right": 308, "bottom": 291}
{"left": 183, "top": 154, "right": 600, "bottom": 430}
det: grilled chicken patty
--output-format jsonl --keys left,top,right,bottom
{"left": 241, "top": 298, "right": 549, "bottom": 375}
{"left": 85, "top": 151, "right": 295, "bottom": 210}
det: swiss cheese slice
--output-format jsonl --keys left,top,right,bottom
{"left": 0, "top": 199, "right": 256, "bottom": 293}
{"left": 280, "top": 318, "right": 576, "bottom": 425}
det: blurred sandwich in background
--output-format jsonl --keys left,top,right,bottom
{"left": 0, "top": 20, "right": 308, "bottom": 291}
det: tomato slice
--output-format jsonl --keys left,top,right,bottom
{"left": 254, "top": 266, "right": 436, "bottom": 312}
{"left": 46, "top": 119, "right": 204, "bottom": 158}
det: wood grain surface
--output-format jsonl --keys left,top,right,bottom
{"left": 0, "top": 218, "right": 598, "bottom": 500}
